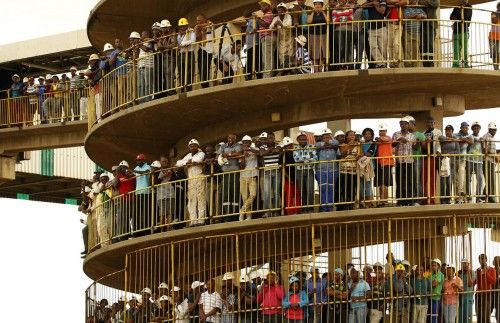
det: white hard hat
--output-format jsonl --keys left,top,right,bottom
{"left": 239, "top": 275, "right": 250, "bottom": 283}
{"left": 158, "top": 295, "right": 169, "bottom": 302}
{"left": 277, "top": 2, "right": 288, "bottom": 8}
{"left": 461, "top": 258, "right": 470, "bottom": 263}
{"left": 152, "top": 22, "right": 161, "bottom": 30}
{"left": 313, "top": 0, "right": 324, "bottom": 3}
{"left": 471, "top": 121, "right": 481, "bottom": 127}
{"left": 222, "top": 272, "right": 235, "bottom": 281}
{"left": 111, "top": 166, "right": 119, "bottom": 172}
{"left": 99, "top": 172, "right": 110, "bottom": 179}
{"left": 373, "top": 262, "right": 383, "bottom": 268}
{"left": 88, "top": 54, "right": 100, "bottom": 62}
{"left": 488, "top": 122, "right": 497, "bottom": 129}
{"left": 45, "top": 74, "right": 53, "bottom": 80}
{"left": 400, "top": 116, "right": 412, "bottom": 123}
{"left": 191, "top": 281, "right": 205, "bottom": 289}
{"left": 103, "top": 43, "right": 114, "bottom": 52}
{"left": 432, "top": 258, "right": 442, "bottom": 266}
{"left": 129, "top": 31, "right": 141, "bottom": 39}
{"left": 158, "top": 282, "right": 169, "bottom": 289}
{"left": 378, "top": 123, "right": 388, "bottom": 131}
{"left": 334, "top": 130, "right": 345, "bottom": 137}
{"left": 119, "top": 160, "right": 129, "bottom": 168}
{"left": 172, "top": 286, "right": 181, "bottom": 292}
{"left": 259, "top": 132, "right": 268, "bottom": 139}
{"left": 188, "top": 139, "right": 200, "bottom": 146}
{"left": 151, "top": 160, "right": 161, "bottom": 168}
{"left": 70, "top": 66, "right": 77, "bottom": 71}
{"left": 141, "top": 287, "right": 152, "bottom": 294}
{"left": 281, "top": 136, "right": 293, "bottom": 146}
{"left": 12, "top": 74, "right": 20, "bottom": 78}
{"left": 401, "top": 260, "right": 411, "bottom": 266}
{"left": 160, "top": 19, "right": 172, "bottom": 28}
{"left": 322, "top": 128, "right": 333, "bottom": 135}
{"left": 242, "top": 135, "right": 252, "bottom": 142}
{"left": 118, "top": 296, "right": 125, "bottom": 302}
{"left": 22, "top": 77, "right": 29, "bottom": 83}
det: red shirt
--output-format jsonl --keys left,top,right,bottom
{"left": 257, "top": 283, "right": 285, "bottom": 315}
{"left": 117, "top": 173, "right": 136, "bottom": 199}
{"left": 387, "top": 7, "right": 400, "bottom": 21}
{"left": 285, "top": 293, "right": 304, "bottom": 320}
{"left": 476, "top": 266, "right": 497, "bottom": 291}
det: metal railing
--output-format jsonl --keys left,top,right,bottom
{"left": 82, "top": 5, "right": 500, "bottom": 123}
{"left": 83, "top": 141, "right": 500, "bottom": 253}
{"left": 86, "top": 212, "right": 500, "bottom": 323}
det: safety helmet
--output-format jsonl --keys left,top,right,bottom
{"left": 129, "top": 31, "right": 141, "bottom": 39}
{"left": 103, "top": 43, "right": 114, "bottom": 52}
{"left": 151, "top": 160, "right": 161, "bottom": 168}
{"left": 160, "top": 19, "right": 172, "bottom": 28}
{"left": 178, "top": 18, "right": 189, "bottom": 26}
{"left": 88, "top": 54, "right": 100, "bottom": 62}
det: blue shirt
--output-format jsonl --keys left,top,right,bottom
{"left": 306, "top": 277, "right": 328, "bottom": 302}
{"left": 316, "top": 140, "right": 340, "bottom": 172}
{"left": 134, "top": 163, "right": 151, "bottom": 194}
{"left": 458, "top": 270, "right": 476, "bottom": 302}
{"left": 10, "top": 82, "right": 24, "bottom": 97}
{"left": 348, "top": 280, "right": 370, "bottom": 309}
{"left": 411, "top": 277, "right": 431, "bottom": 305}
{"left": 293, "top": 144, "right": 317, "bottom": 169}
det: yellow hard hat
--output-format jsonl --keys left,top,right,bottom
{"left": 178, "top": 18, "right": 189, "bottom": 26}
{"left": 259, "top": 0, "right": 272, "bottom": 6}
{"left": 395, "top": 264, "right": 406, "bottom": 271}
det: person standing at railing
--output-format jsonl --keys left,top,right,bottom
{"left": 359, "top": 128, "right": 377, "bottom": 208}
{"left": 155, "top": 156, "right": 176, "bottom": 228}
{"left": 476, "top": 254, "right": 496, "bottom": 323}
{"left": 151, "top": 22, "right": 165, "bottom": 99}
{"left": 429, "top": 258, "right": 444, "bottom": 323}
{"left": 386, "top": 0, "right": 407, "bottom": 68}
{"left": 257, "top": 271, "right": 284, "bottom": 323}
{"left": 315, "top": 128, "right": 340, "bottom": 212}
{"left": 239, "top": 135, "right": 259, "bottom": 220}
{"left": 95, "top": 173, "right": 112, "bottom": 247}
{"left": 328, "top": 0, "right": 341, "bottom": 70}
{"left": 490, "top": 3, "right": 500, "bottom": 70}
{"left": 69, "top": 67, "right": 80, "bottom": 120}
{"left": 391, "top": 264, "right": 413, "bottom": 323}
{"left": 282, "top": 136, "right": 302, "bottom": 215}
{"left": 194, "top": 14, "right": 214, "bottom": 89}
{"left": 338, "top": 130, "right": 361, "bottom": 210}
{"left": 438, "top": 125, "right": 460, "bottom": 204}
{"left": 217, "top": 40, "right": 243, "bottom": 84}
{"left": 450, "top": 0, "right": 472, "bottom": 68}
{"left": 422, "top": 117, "right": 442, "bottom": 205}
{"left": 9, "top": 74, "right": 24, "bottom": 126}
{"left": 283, "top": 276, "right": 308, "bottom": 323}
{"left": 348, "top": 268, "right": 371, "bottom": 323}
{"left": 86, "top": 53, "right": 105, "bottom": 121}
{"left": 137, "top": 30, "right": 155, "bottom": 102}
{"left": 244, "top": 10, "right": 260, "bottom": 81}
{"left": 293, "top": 132, "right": 317, "bottom": 212}
{"left": 259, "top": 132, "right": 283, "bottom": 217}
{"left": 492, "top": 256, "right": 500, "bottom": 323}
{"left": 24, "top": 76, "right": 38, "bottom": 125}
{"left": 112, "top": 38, "right": 129, "bottom": 107}
{"left": 403, "top": 0, "right": 427, "bottom": 67}
{"left": 364, "top": 0, "right": 389, "bottom": 69}
{"left": 176, "top": 139, "right": 207, "bottom": 226}
{"left": 113, "top": 160, "right": 135, "bottom": 240}
{"left": 466, "top": 121, "right": 485, "bottom": 202}
{"left": 133, "top": 154, "right": 152, "bottom": 233}
{"left": 177, "top": 18, "right": 196, "bottom": 92}
{"left": 292, "top": 35, "right": 313, "bottom": 74}
{"left": 270, "top": 3, "right": 294, "bottom": 73}
{"left": 419, "top": 0, "right": 439, "bottom": 67}
{"left": 257, "top": 0, "right": 276, "bottom": 78}
{"left": 457, "top": 259, "right": 476, "bottom": 323}
{"left": 393, "top": 116, "right": 417, "bottom": 206}
{"left": 408, "top": 117, "right": 425, "bottom": 205}
{"left": 331, "top": 0, "right": 355, "bottom": 70}
{"left": 50, "top": 75, "right": 64, "bottom": 122}
{"left": 442, "top": 265, "right": 463, "bottom": 323}
{"left": 453, "top": 122, "right": 473, "bottom": 203}
{"left": 157, "top": 20, "right": 178, "bottom": 96}
{"left": 482, "top": 122, "right": 498, "bottom": 203}
{"left": 218, "top": 134, "right": 243, "bottom": 220}
{"left": 307, "top": 0, "right": 328, "bottom": 72}
{"left": 374, "top": 123, "right": 394, "bottom": 207}
{"left": 293, "top": 0, "right": 314, "bottom": 27}
{"left": 410, "top": 265, "right": 431, "bottom": 323}
{"left": 100, "top": 43, "right": 119, "bottom": 114}
{"left": 35, "top": 76, "right": 47, "bottom": 124}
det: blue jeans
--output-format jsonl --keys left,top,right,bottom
{"left": 262, "top": 168, "right": 281, "bottom": 211}
{"left": 138, "top": 66, "right": 154, "bottom": 102}
{"left": 348, "top": 306, "right": 367, "bottom": 323}
{"left": 443, "top": 303, "right": 457, "bottom": 323}
{"left": 316, "top": 170, "right": 338, "bottom": 212}
{"left": 430, "top": 299, "right": 441, "bottom": 323}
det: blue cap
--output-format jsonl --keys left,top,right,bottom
{"left": 334, "top": 268, "right": 344, "bottom": 276}
{"left": 461, "top": 122, "right": 469, "bottom": 127}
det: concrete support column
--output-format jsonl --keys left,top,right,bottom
{"left": 327, "top": 120, "right": 352, "bottom": 133}
{"left": 412, "top": 110, "right": 444, "bottom": 132}
{"left": 0, "top": 156, "right": 16, "bottom": 184}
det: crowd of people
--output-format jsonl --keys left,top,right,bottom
{"left": 88, "top": 253, "right": 500, "bottom": 323}
{"left": 78, "top": 116, "right": 499, "bottom": 255}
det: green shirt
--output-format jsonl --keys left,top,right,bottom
{"left": 431, "top": 271, "right": 444, "bottom": 300}
{"left": 413, "top": 131, "right": 426, "bottom": 156}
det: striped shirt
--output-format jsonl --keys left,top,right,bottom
{"left": 260, "top": 144, "right": 281, "bottom": 167}
{"left": 296, "top": 47, "right": 312, "bottom": 74}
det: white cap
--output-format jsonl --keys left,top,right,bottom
{"left": 373, "top": 262, "right": 383, "bottom": 268}
{"left": 378, "top": 123, "right": 388, "bottom": 131}
{"left": 488, "top": 122, "right": 497, "bottom": 129}
{"left": 158, "top": 295, "right": 169, "bottom": 301}
{"left": 321, "top": 128, "right": 333, "bottom": 135}
{"left": 471, "top": 121, "right": 481, "bottom": 127}
{"left": 119, "top": 160, "right": 129, "bottom": 168}
{"left": 432, "top": 258, "right": 442, "bottom": 266}
{"left": 239, "top": 275, "right": 250, "bottom": 283}
{"left": 151, "top": 160, "right": 161, "bottom": 168}
{"left": 400, "top": 116, "right": 412, "bottom": 123}
{"left": 354, "top": 130, "right": 362, "bottom": 136}
{"left": 99, "top": 172, "right": 110, "bottom": 179}
{"left": 45, "top": 74, "right": 53, "bottom": 80}
{"left": 189, "top": 139, "right": 200, "bottom": 146}
{"left": 281, "top": 136, "right": 293, "bottom": 146}
{"left": 158, "top": 282, "right": 169, "bottom": 289}
{"left": 295, "top": 35, "right": 307, "bottom": 46}
{"left": 191, "top": 281, "right": 205, "bottom": 289}
{"left": 259, "top": 132, "right": 268, "bottom": 138}
{"left": 222, "top": 272, "right": 235, "bottom": 281}
{"left": 152, "top": 22, "right": 161, "bottom": 29}
{"left": 401, "top": 260, "right": 410, "bottom": 266}
{"left": 130, "top": 295, "right": 138, "bottom": 301}
{"left": 160, "top": 19, "right": 172, "bottom": 28}
{"left": 313, "top": 0, "right": 324, "bottom": 2}
{"left": 103, "top": 43, "right": 114, "bottom": 52}
{"left": 334, "top": 130, "right": 345, "bottom": 137}
{"left": 172, "top": 286, "right": 181, "bottom": 292}
{"left": 12, "top": 74, "right": 20, "bottom": 78}
{"left": 242, "top": 135, "right": 252, "bottom": 142}
{"left": 277, "top": 2, "right": 288, "bottom": 8}
{"left": 129, "top": 31, "right": 141, "bottom": 39}
{"left": 461, "top": 258, "right": 470, "bottom": 263}
{"left": 141, "top": 287, "right": 152, "bottom": 294}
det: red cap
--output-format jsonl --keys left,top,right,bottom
{"left": 136, "top": 153, "right": 146, "bottom": 161}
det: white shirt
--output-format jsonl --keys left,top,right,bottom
{"left": 175, "top": 299, "right": 190, "bottom": 323}
{"left": 199, "top": 25, "right": 214, "bottom": 53}
{"left": 176, "top": 150, "right": 205, "bottom": 178}
{"left": 138, "top": 42, "right": 154, "bottom": 68}
{"left": 177, "top": 29, "right": 196, "bottom": 53}
{"left": 220, "top": 44, "right": 242, "bottom": 73}
{"left": 270, "top": 14, "right": 292, "bottom": 29}
{"left": 199, "top": 291, "right": 222, "bottom": 323}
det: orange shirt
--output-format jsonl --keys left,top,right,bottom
{"left": 377, "top": 140, "right": 395, "bottom": 166}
